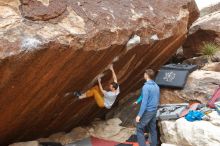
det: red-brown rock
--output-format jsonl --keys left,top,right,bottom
{"left": 20, "top": 0, "right": 67, "bottom": 21}
{"left": 183, "top": 11, "right": 220, "bottom": 58}
{"left": 0, "top": 0, "right": 199, "bottom": 145}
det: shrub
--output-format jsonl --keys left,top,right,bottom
{"left": 201, "top": 42, "right": 219, "bottom": 59}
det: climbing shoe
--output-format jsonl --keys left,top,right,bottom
{"left": 73, "top": 91, "right": 82, "bottom": 97}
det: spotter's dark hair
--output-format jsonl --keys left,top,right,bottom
{"left": 145, "top": 69, "right": 155, "bottom": 79}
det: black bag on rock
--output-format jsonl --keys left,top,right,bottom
{"left": 155, "top": 64, "right": 197, "bottom": 88}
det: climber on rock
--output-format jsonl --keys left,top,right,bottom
{"left": 74, "top": 64, "right": 120, "bottom": 109}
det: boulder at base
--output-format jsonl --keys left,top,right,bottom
{"left": 159, "top": 111, "right": 220, "bottom": 146}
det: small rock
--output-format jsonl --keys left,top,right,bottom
{"left": 202, "top": 62, "right": 220, "bottom": 72}
{"left": 183, "top": 56, "right": 208, "bottom": 68}
{"left": 9, "top": 141, "right": 39, "bottom": 146}
{"left": 89, "top": 118, "right": 135, "bottom": 142}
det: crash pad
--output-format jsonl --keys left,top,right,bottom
{"left": 91, "top": 137, "right": 119, "bottom": 146}
{"left": 157, "top": 103, "right": 188, "bottom": 120}
{"left": 65, "top": 137, "right": 119, "bottom": 146}
{"left": 155, "top": 64, "right": 197, "bottom": 88}
{"left": 65, "top": 137, "right": 92, "bottom": 146}
{"left": 116, "top": 134, "right": 149, "bottom": 146}
{"left": 116, "top": 141, "right": 149, "bottom": 146}
{"left": 162, "top": 64, "right": 197, "bottom": 73}
{"left": 208, "top": 86, "right": 220, "bottom": 108}
{"left": 180, "top": 102, "right": 200, "bottom": 117}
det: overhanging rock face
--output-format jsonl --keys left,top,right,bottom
{"left": 0, "top": 0, "right": 199, "bottom": 145}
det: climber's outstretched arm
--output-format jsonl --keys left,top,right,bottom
{"left": 98, "top": 77, "right": 105, "bottom": 94}
{"left": 109, "top": 64, "right": 117, "bottom": 83}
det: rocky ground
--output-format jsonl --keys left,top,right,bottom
{"left": 9, "top": 111, "right": 220, "bottom": 146}
{"left": 9, "top": 118, "right": 136, "bottom": 146}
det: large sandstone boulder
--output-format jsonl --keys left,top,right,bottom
{"left": 159, "top": 111, "right": 220, "bottom": 146}
{"left": 183, "top": 11, "right": 220, "bottom": 58}
{"left": 0, "top": 0, "right": 199, "bottom": 145}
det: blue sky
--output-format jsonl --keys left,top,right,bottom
{"left": 195, "top": 0, "right": 220, "bottom": 9}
